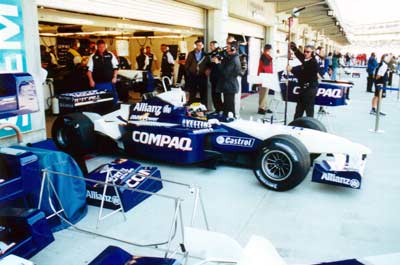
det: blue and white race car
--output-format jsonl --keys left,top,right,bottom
{"left": 52, "top": 89, "right": 370, "bottom": 191}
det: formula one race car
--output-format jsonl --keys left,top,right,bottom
{"left": 52, "top": 89, "right": 370, "bottom": 191}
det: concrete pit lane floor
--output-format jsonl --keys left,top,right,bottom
{"left": 33, "top": 70, "right": 400, "bottom": 264}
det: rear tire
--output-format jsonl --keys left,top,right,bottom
{"left": 288, "top": 117, "right": 327, "bottom": 132}
{"left": 289, "top": 117, "right": 327, "bottom": 162}
{"left": 254, "top": 135, "right": 310, "bottom": 191}
{"left": 51, "top": 113, "right": 95, "bottom": 156}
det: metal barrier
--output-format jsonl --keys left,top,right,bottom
{"left": 369, "top": 85, "right": 400, "bottom": 133}
{"left": 37, "top": 168, "right": 210, "bottom": 260}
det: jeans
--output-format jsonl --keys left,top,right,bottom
{"left": 366, "top": 73, "right": 374, "bottom": 92}
{"left": 223, "top": 92, "right": 235, "bottom": 117}
{"left": 187, "top": 74, "right": 208, "bottom": 106}
{"left": 332, "top": 67, "right": 338, "bottom": 80}
{"left": 294, "top": 86, "right": 318, "bottom": 119}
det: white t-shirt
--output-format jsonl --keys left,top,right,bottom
{"left": 166, "top": 51, "right": 174, "bottom": 64}
{"left": 376, "top": 63, "right": 388, "bottom": 77}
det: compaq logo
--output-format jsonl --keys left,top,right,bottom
{"left": 293, "top": 87, "right": 343, "bottom": 98}
{"left": 316, "top": 88, "right": 343, "bottom": 98}
{"left": 216, "top": 136, "right": 254, "bottom": 147}
{"left": 321, "top": 173, "right": 360, "bottom": 188}
{"left": 132, "top": 131, "right": 192, "bottom": 151}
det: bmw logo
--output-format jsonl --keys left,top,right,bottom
{"left": 350, "top": 179, "right": 360, "bottom": 189}
{"left": 216, "top": 136, "right": 225, "bottom": 145}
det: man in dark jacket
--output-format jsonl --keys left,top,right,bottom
{"left": 287, "top": 43, "right": 319, "bottom": 119}
{"left": 366, "top": 52, "right": 378, "bottom": 92}
{"left": 214, "top": 41, "right": 241, "bottom": 117}
{"left": 87, "top": 40, "right": 119, "bottom": 104}
{"left": 160, "top": 44, "right": 175, "bottom": 80}
{"left": 185, "top": 40, "right": 210, "bottom": 105}
{"left": 208, "top": 40, "right": 223, "bottom": 112}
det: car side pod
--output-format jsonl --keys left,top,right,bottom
{"left": 311, "top": 159, "right": 362, "bottom": 189}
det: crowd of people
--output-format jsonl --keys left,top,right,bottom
{"left": 40, "top": 37, "right": 400, "bottom": 120}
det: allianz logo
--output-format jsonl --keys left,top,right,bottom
{"left": 132, "top": 103, "right": 172, "bottom": 116}
{"left": 321, "top": 173, "right": 360, "bottom": 188}
{"left": 86, "top": 190, "right": 121, "bottom": 205}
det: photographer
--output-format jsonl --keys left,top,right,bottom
{"left": 185, "top": 40, "right": 210, "bottom": 105}
{"left": 213, "top": 41, "right": 241, "bottom": 117}
{"left": 208, "top": 40, "right": 223, "bottom": 112}
{"left": 287, "top": 43, "right": 319, "bottom": 119}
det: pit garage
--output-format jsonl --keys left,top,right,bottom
{"left": 36, "top": 1, "right": 205, "bottom": 114}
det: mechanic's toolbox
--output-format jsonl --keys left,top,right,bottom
{"left": 58, "top": 89, "right": 114, "bottom": 114}
{"left": 312, "top": 160, "right": 362, "bottom": 189}
{"left": 85, "top": 159, "right": 162, "bottom": 212}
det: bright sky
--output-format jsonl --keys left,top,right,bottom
{"left": 335, "top": 0, "right": 400, "bottom": 25}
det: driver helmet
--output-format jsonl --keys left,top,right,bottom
{"left": 187, "top": 102, "right": 207, "bottom": 119}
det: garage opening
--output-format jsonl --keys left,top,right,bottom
{"left": 37, "top": 7, "right": 204, "bottom": 117}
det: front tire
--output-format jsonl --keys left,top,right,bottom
{"left": 254, "top": 135, "right": 311, "bottom": 191}
{"left": 289, "top": 117, "right": 327, "bottom": 162}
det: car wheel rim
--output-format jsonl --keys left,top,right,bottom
{"left": 261, "top": 150, "right": 293, "bottom": 181}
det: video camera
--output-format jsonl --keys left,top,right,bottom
{"left": 206, "top": 47, "right": 227, "bottom": 60}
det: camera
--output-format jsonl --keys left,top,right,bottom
{"left": 207, "top": 47, "right": 227, "bottom": 60}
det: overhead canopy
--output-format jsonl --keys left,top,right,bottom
{"left": 266, "top": 0, "right": 350, "bottom": 45}
{"left": 37, "top": 8, "right": 203, "bottom": 38}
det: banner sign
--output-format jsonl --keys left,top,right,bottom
{"left": 0, "top": 0, "right": 33, "bottom": 138}
{"left": 278, "top": 71, "right": 351, "bottom": 107}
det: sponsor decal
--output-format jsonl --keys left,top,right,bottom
{"left": 129, "top": 114, "right": 159, "bottom": 122}
{"left": 193, "top": 128, "right": 213, "bottom": 134}
{"left": 316, "top": 88, "right": 343, "bottom": 98}
{"left": 216, "top": 135, "right": 255, "bottom": 148}
{"left": 98, "top": 165, "right": 149, "bottom": 189}
{"left": 132, "top": 102, "right": 172, "bottom": 116}
{"left": 132, "top": 131, "right": 192, "bottom": 151}
{"left": 292, "top": 87, "right": 343, "bottom": 98}
{"left": 86, "top": 190, "right": 121, "bottom": 205}
{"left": 321, "top": 172, "right": 360, "bottom": 188}
{"left": 100, "top": 166, "right": 135, "bottom": 182}
{"left": 0, "top": 0, "right": 26, "bottom": 73}
{"left": 182, "top": 119, "right": 211, "bottom": 129}
{"left": 0, "top": 0, "right": 33, "bottom": 137}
